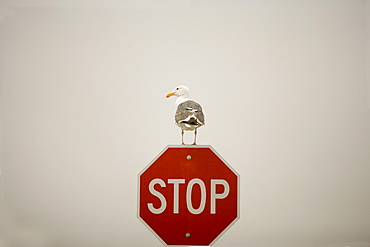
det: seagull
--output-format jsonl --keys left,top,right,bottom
{"left": 166, "top": 85, "right": 205, "bottom": 145}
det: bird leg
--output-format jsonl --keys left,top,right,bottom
{"left": 181, "top": 129, "right": 185, "bottom": 145}
{"left": 192, "top": 128, "right": 197, "bottom": 145}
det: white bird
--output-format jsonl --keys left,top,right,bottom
{"left": 166, "top": 85, "right": 205, "bottom": 145}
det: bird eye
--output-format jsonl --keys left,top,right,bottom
{"left": 176, "top": 88, "right": 179, "bottom": 90}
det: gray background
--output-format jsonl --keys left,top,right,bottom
{"left": 1, "top": 0, "right": 370, "bottom": 247}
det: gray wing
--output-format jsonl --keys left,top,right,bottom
{"left": 175, "top": 100, "right": 205, "bottom": 125}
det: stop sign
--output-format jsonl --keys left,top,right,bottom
{"left": 138, "top": 145, "right": 239, "bottom": 246}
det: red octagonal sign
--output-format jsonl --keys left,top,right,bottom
{"left": 138, "top": 145, "right": 239, "bottom": 246}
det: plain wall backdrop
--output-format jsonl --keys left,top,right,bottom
{"left": 1, "top": 0, "right": 370, "bottom": 247}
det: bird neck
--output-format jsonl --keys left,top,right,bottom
{"left": 176, "top": 96, "right": 190, "bottom": 106}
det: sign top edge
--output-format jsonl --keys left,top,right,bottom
{"left": 165, "top": 145, "right": 212, "bottom": 148}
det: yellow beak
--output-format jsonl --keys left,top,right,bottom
{"left": 166, "top": 92, "right": 175, "bottom": 98}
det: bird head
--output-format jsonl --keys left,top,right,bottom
{"left": 166, "top": 85, "right": 190, "bottom": 98}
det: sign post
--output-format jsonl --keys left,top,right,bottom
{"left": 138, "top": 145, "right": 239, "bottom": 246}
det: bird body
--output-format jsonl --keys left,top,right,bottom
{"left": 166, "top": 85, "right": 205, "bottom": 145}
{"left": 175, "top": 100, "right": 204, "bottom": 131}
